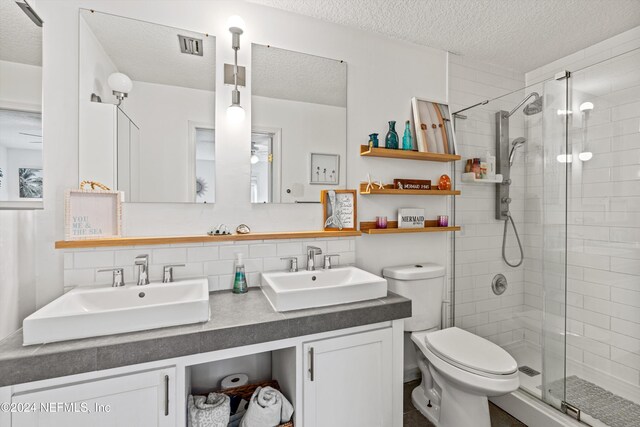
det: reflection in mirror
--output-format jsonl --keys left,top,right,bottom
{"left": 0, "top": 0, "right": 43, "bottom": 208}
{"left": 78, "top": 10, "right": 216, "bottom": 203}
{"left": 251, "top": 44, "right": 347, "bottom": 204}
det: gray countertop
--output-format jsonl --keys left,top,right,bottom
{"left": 0, "top": 288, "right": 410, "bottom": 387}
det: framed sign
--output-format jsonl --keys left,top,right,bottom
{"left": 65, "top": 189, "right": 123, "bottom": 240}
{"left": 398, "top": 208, "right": 425, "bottom": 228}
{"left": 310, "top": 153, "right": 340, "bottom": 185}
{"left": 321, "top": 189, "right": 357, "bottom": 231}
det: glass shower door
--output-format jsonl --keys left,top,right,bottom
{"left": 558, "top": 48, "right": 640, "bottom": 426}
{"left": 539, "top": 74, "right": 570, "bottom": 413}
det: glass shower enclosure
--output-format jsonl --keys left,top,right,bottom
{"left": 452, "top": 47, "right": 640, "bottom": 426}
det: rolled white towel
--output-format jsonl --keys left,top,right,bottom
{"left": 188, "top": 393, "right": 230, "bottom": 427}
{"left": 240, "top": 386, "right": 294, "bottom": 427}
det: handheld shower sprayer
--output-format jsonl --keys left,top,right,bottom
{"left": 509, "top": 137, "right": 526, "bottom": 166}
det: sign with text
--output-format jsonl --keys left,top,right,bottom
{"left": 65, "top": 189, "right": 122, "bottom": 240}
{"left": 398, "top": 208, "right": 426, "bottom": 228}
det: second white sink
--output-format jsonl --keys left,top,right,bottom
{"left": 23, "top": 278, "right": 210, "bottom": 345}
{"left": 261, "top": 266, "right": 387, "bottom": 312}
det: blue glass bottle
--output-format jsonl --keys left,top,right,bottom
{"left": 369, "top": 133, "right": 379, "bottom": 148}
{"left": 385, "top": 121, "right": 399, "bottom": 149}
{"left": 402, "top": 120, "right": 413, "bottom": 150}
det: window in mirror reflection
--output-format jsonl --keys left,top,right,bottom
{"left": 78, "top": 10, "right": 216, "bottom": 203}
{"left": 0, "top": 0, "right": 43, "bottom": 208}
{"left": 251, "top": 44, "right": 347, "bottom": 204}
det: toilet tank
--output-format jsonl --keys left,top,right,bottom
{"left": 383, "top": 263, "right": 445, "bottom": 332}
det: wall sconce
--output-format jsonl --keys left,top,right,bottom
{"left": 108, "top": 72, "right": 132, "bottom": 106}
{"left": 227, "top": 15, "right": 246, "bottom": 122}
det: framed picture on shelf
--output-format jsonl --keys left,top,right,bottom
{"left": 410, "top": 97, "right": 458, "bottom": 155}
{"left": 321, "top": 189, "right": 357, "bottom": 231}
{"left": 310, "top": 153, "right": 340, "bottom": 185}
{"left": 18, "top": 167, "right": 43, "bottom": 199}
{"left": 65, "top": 189, "right": 123, "bottom": 240}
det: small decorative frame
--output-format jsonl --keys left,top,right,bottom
{"left": 310, "top": 153, "right": 340, "bottom": 185}
{"left": 65, "top": 189, "right": 123, "bottom": 240}
{"left": 321, "top": 189, "right": 357, "bottom": 231}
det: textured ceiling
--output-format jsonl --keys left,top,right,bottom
{"left": 252, "top": 44, "right": 347, "bottom": 107}
{"left": 248, "top": 0, "right": 640, "bottom": 71}
{"left": 81, "top": 10, "right": 215, "bottom": 91}
{"left": 0, "top": 109, "right": 42, "bottom": 150}
{"left": 0, "top": 0, "right": 42, "bottom": 66}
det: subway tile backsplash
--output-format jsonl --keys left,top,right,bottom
{"left": 63, "top": 237, "right": 356, "bottom": 292}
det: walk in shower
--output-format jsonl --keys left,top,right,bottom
{"left": 451, "top": 46, "right": 640, "bottom": 427}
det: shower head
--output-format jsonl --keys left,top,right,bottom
{"left": 523, "top": 96, "right": 543, "bottom": 115}
{"left": 506, "top": 92, "right": 542, "bottom": 117}
{"left": 509, "top": 137, "right": 526, "bottom": 165}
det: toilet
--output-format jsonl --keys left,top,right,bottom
{"left": 383, "top": 263, "right": 519, "bottom": 427}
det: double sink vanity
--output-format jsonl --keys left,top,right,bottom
{"left": 0, "top": 245, "right": 410, "bottom": 427}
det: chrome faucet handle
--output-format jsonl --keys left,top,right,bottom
{"left": 323, "top": 254, "right": 340, "bottom": 270}
{"left": 134, "top": 254, "right": 150, "bottom": 286}
{"left": 162, "top": 264, "right": 185, "bottom": 283}
{"left": 280, "top": 257, "right": 298, "bottom": 272}
{"left": 98, "top": 267, "right": 125, "bottom": 287}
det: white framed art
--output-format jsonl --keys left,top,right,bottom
{"left": 310, "top": 153, "right": 340, "bottom": 185}
{"left": 65, "top": 189, "right": 123, "bottom": 240}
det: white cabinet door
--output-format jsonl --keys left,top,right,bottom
{"left": 11, "top": 367, "right": 175, "bottom": 427}
{"left": 303, "top": 328, "right": 393, "bottom": 427}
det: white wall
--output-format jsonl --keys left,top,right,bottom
{"left": 0, "top": 60, "right": 42, "bottom": 110}
{"left": 524, "top": 26, "right": 640, "bottom": 388}
{"left": 252, "top": 95, "right": 346, "bottom": 203}
{"left": 448, "top": 55, "right": 527, "bottom": 347}
{"left": 25, "top": 0, "right": 448, "bottom": 319}
{"left": 124, "top": 80, "right": 215, "bottom": 202}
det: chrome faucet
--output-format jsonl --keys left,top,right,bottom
{"left": 135, "top": 254, "right": 150, "bottom": 286}
{"left": 306, "top": 246, "right": 323, "bottom": 271}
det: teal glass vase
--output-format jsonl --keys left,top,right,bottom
{"left": 402, "top": 120, "right": 413, "bottom": 150}
{"left": 385, "top": 121, "right": 399, "bottom": 149}
{"left": 369, "top": 133, "right": 379, "bottom": 148}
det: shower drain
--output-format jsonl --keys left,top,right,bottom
{"left": 518, "top": 366, "right": 541, "bottom": 377}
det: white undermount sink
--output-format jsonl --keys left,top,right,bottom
{"left": 23, "top": 278, "right": 210, "bottom": 345}
{"left": 261, "top": 266, "right": 387, "bottom": 312}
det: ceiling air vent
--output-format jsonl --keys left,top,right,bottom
{"left": 178, "top": 35, "right": 203, "bottom": 56}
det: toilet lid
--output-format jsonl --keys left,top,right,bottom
{"left": 425, "top": 327, "right": 517, "bottom": 375}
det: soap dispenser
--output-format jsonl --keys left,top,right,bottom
{"left": 233, "top": 253, "right": 248, "bottom": 294}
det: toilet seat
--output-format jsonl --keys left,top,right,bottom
{"left": 425, "top": 327, "right": 518, "bottom": 377}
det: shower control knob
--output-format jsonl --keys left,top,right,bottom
{"left": 502, "top": 197, "right": 512, "bottom": 204}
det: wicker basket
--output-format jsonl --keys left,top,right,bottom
{"left": 221, "top": 380, "right": 294, "bottom": 427}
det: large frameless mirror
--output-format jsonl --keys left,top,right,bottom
{"left": 78, "top": 9, "right": 216, "bottom": 203}
{"left": 251, "top": 44, "right": 347, "bottom": 204}
{"left": 0, "top": 0, "right": 43, "bottom": 209}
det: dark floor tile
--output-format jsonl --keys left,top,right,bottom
{"left": 403, "top": 379, "right": 421, "bottom": 413}
{"left": 489, "top": 402, "right": 527, "bottom": 427}
{"left": 403, "top": 409, "right": 435, "bottom": 427}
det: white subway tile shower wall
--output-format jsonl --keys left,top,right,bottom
{"left": 524, "top": 26, "right": 640, "bottom": 388}
{"left": 448, "top": 54, "right": 527, "bottom": 347}
{"left": 63, "top": 238, "right": 356, "bottom": 292}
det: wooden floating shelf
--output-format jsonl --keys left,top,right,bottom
{"left": 55, "top": 230, "right": 362, "bottom": 249}
{"left": 360, "top": 145, "right": 461, "bottom": 162}
{"left": 360, "top": 220, "right": 460, "bottom": 235}
{"left": 359, "top": 182, "right": 460, "bottom": 196}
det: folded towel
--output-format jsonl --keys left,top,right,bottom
{"left": 188, "top": 393, "right": 231, "bottom": 427}
{"left": 240, "top": 386, "right": 294, "bottom": 427}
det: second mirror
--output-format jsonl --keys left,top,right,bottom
{"left": 251, "top": 44, "right": 347, "bottom": 204}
